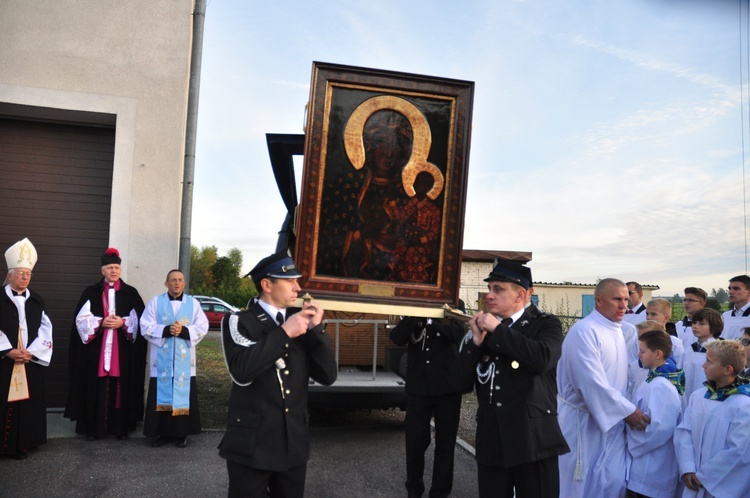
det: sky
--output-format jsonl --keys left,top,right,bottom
{"left": 192, "top": 0, "right": 750, "bottom": 297}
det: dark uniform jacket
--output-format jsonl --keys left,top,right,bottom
{"left": 0, "top": 288, "right": 49, "bottom": 450}
{"left": 219, "top": 299, "right": 337, "bottom": 471}
{"left": 389, "top": 316, "right": 467, "bottom": 396}
{"left": 64, "top": 279, "right": 146, "bottom": 431}
{"left": 459, "top": 303, "right": 570, "bottom": 467}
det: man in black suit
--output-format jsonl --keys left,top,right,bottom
{"left": 624, "top": 281, "right": 647, "bottom": 326}
{"left": 389, "top": 301, "right": 468, "bottom": 498}
{"left": 460, "top": 260, "right": 569, "bottom": 498}
{"left": 218, "top": 250, "right": 337, "bottom": 498}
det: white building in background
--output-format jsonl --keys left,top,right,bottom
{"left": 460, "top": 250, "right": 657, "bottom": 321}
{"left": 0, "top": 0, "right": 198, "bottom": 405}
{"left": 460, "top": 249, "right": 532, "bottom": 311}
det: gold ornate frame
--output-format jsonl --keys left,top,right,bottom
{"left": 295, "top": 62, "right": 474, "bottom": 309}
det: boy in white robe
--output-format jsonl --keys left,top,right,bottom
{"left": 627, "top": 320, "right": 669, "bottom": 400}
{"left": 675, "top": 287, "right": 707, "bottom": 349}
{"left": 645, "top": 299, "right": 684, "bottom": 368}
{"left": 557, "top": 279, "right": 649, "bottom": 498}
{"left": 681, "top": 308, "right": 723, "bottom": 411}
{"left": 626, "top": 330, "right": 683, "bottom": 498}
{"left": 741, "top": 328, "right": 750, "bottom": 379}
{"left": 674, "top": 340, "right": 750, "bottom": 498}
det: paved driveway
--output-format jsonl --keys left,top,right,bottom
{"left": 1, "top": 423, "right": 478, "bottom": 497}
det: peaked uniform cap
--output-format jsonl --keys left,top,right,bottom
{"left": 484, "top": 259, "right": 532, "bottom": 289}
{"left": 5, "top": 237, "right": 38, "bottom": 271}
{"left": 249, "top": 249, "right": 302, "bottom": 283}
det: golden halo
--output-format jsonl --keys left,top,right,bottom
{"left": 343, "top": 95, "right": 444, "bottom": 199}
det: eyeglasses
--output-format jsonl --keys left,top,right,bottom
{"left": 683, "top": 298, "right": 702, "bottom": 303}
{"left": 14, "top": 271, "right": 32, "bottom": 278}
{"left": 741, "top": 338, "right": 750, "bottom": 347}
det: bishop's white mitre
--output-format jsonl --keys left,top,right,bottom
{"left": 5, "top": 237, "right": 38, "bottom": 271}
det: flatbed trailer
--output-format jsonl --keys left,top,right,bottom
{"left": 308, "top": 317, "right": 408, "bottom": 410}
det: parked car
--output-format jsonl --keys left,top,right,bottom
{"left": 193, "top": 295, "right": 240, "bottom": 312}
{"left": 200, "top": 302, "right": 235, "bottom": 328}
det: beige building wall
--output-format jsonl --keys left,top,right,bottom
{"left": 0, "top": 0, "right": 195, "bottom": 297}
{"left": 533, "top": 283, "right": 655, "bottom": 318}
{"left": 459, "top": 261, "right": 493, "bottom": 312}
{"left": 533, "top": 284, "right": 593, "bottom": 317}
{"left": 461, "top": 264, "right": 657, "bottom": 319}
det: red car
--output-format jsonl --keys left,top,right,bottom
{"left": 200, "top": 302, "right": 234, "bottom": 328}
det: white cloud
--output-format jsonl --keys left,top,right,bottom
{"left": 192, "top": 0, "right": 750, "bottom": 296}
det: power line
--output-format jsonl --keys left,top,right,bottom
{"left": 740, "top": 0, "right": 748, "bottom": 273}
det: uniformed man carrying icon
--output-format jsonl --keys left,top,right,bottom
{"left": 459, "top": 260, "right": 569, "bottom": 498}
{"left": 218, "top": 250, "right": 337, "bottom": 498}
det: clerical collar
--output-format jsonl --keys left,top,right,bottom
{"left": 104, "top": 279, "right": 121, "bottom": 291}
{"left": 11, "top": 289, "right": 26, "bottom": 297}
{"left": 169, "top": 293, "right": 183, "bottom": 301}
{"left": 257, "top": 299, "right": 284, "bottom": 323}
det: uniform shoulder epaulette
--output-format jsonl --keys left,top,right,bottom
{"left": 228, "top": 314, "right": 256, "bottom": 347}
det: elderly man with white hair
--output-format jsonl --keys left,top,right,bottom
{"left": 0, "top": 237, "right": 53, "bottom": 460}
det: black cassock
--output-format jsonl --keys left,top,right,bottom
{"left": 0, "top": 289, "right": 50, "bottom": 454}
{"left": 64, "top": 279, "right": 146, "bottom": 437}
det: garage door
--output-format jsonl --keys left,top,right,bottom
{"left": 0, "top": 116, "right": 115, "bottom": 407}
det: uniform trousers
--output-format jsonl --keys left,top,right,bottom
{"left": 404, "top": 392, "right": 462, "bottom": 498}
{"left": 227, "top": 460, "right": 306, "bottom": 498}
{"left": 477, "top": 455, "right": 559, "bottom": 498}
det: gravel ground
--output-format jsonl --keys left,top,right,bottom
{"left": 457, "top": 393, "right": 478, "bottom": 448}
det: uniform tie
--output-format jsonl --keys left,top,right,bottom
{"left": 501, "top": 317, "right": 513, "bottom": 327}
{"left": 276, "top": 312, "right": 284, "bottom": 326}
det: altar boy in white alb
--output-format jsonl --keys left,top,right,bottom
{"left": 674, "top": 340, "right": 750, "bottom": 498}
{"left": 625, "top": 330, "right": 683, "bottom": 498}
{"left": 140, "top": 269, "right": 209, "bottom": 448}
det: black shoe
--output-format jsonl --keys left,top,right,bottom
{"left": 175, "top": 436, "right": 187, "bottom": 448}
{"left": 151, "top": 436, "right": 171, "bottom": 447}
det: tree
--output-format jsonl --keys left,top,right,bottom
{"left": 227, "top": 248, "right": 243, "bottom": 273}
{"left": 190, "top": 245, "right": 218, "bottom": 292}
{"left": 189, "top": 244, "right": 256, "bottom": 308}
{"left": 705, "top": 297, "right": 722, "bottom": 311}
{"left": 212, "top": 256, "right": 241, "bottom": 291}
{"left": 711, "top": 288, "right": 728, "bottom": 304}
